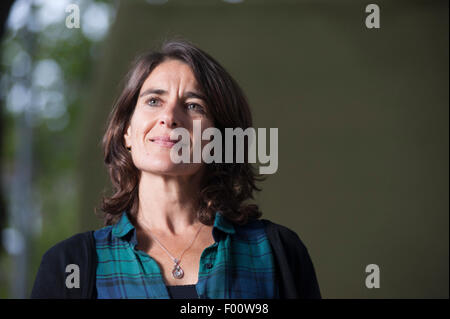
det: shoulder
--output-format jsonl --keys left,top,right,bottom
{"left": 233, "top": 218, "right": 267, "bottom": 239}
{"left": 260, "top": 219, "right": 322, "bottom": 299}
{"left": 260, "top": 219, "right": 309, "bottom": 251}
{"left": 36, "top": 231, "right": 96, "bottom": 279}
{"left": 31, "top": 231, "right": 97, "bottom": 299}
{"left": 93, "top": 224, "right": 114, "bottom": 242}
{"left": 260, "top": 219, "right": 317, "bottom": 278}
{"left": 233, "top": 218, "right": 307, "bottom": 247}
{"left": 233, "top": 218, "right": 311, "bottom": 258}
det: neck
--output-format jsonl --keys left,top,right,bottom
{"left": 136, "top": 170, "right": 204, "bottom": 235}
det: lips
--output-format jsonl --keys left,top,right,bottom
{"left": 149, "top": 136, "right": 181, "bottom": 148}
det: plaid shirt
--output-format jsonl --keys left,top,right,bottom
{"left": 94, "top": 211, "right": 278, "bottom": 299}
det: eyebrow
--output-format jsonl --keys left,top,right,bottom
{"left": 139, "top": 88, "right": 206, "bottom": 101}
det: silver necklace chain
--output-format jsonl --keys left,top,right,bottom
{"left": 138, "top": 216, "right": 204, "bottom": 279}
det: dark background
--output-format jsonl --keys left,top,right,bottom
{"left": 1, "top": 0, "right": 448, "bottom": 298}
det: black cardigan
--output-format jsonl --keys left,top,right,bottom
{"left": 30, "top": 219, "right": 321, "bottom": 299}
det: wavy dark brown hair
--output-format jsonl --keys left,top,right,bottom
{"left": 99, "top": 39, "right": 264, "bottom": 226}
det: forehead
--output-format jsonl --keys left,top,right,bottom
{"left": 140, "top": 59, "right": 200, "bottom": 91}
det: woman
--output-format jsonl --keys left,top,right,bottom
{"left": 31, "top": 40, "right": 321, "bottom": 299}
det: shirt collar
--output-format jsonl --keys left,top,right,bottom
{"left": 111, "top": 210, "right": 235, "bottom": 241}
{"left": 112, "top": 211, "right": 135, "bottom": 238}
{"left": 213, "top": 211, "right": 235, "bottom": 235}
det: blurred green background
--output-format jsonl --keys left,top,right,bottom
{"left": 0, "top": 0, "right": 448, "bottom": 298}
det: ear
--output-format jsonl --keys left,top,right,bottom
{"left": 124, "top": 124, "right": 132, "bottom": 148}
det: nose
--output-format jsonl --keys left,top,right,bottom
{"left": 158, "top": 100, "right": 182, "bottom": 128}
{"left": 158, "top": 116, "right": 178, "bottom": 128}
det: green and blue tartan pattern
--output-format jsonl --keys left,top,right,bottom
{"left": 94, "top": 211, "right": 278, "bottom": 299}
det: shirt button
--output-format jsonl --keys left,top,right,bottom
{"left": 205, "top": 263, "right": 213, "bottom": 269}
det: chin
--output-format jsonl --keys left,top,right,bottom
{"left": 140, "top": 159, "right": 203, "bottom": 177}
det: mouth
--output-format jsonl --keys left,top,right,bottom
{"left": 149, "top": 136, "right": 182, "bottom": 148}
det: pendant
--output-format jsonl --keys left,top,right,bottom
{"left": 172, "top": 264, "right": 184, "bottom": 279}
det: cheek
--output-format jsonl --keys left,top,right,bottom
{"left": 194, "top": 119, "right": 215, "bottom": 144}
{"left": 199, "top": 117, "right": 215, "bottom": 132}
{"left": 130, "top": 115, "right": 156, "bottom": 142}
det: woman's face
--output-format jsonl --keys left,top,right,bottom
{"left": 124, "top": 59, "right": 214, "bottom": 177}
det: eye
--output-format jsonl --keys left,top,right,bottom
{"left": 146, "top": 97, "right": 161, "bottom": 106}
{"left": 186, "top": 103, "right": 205, "bottom": 114}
